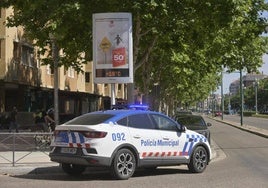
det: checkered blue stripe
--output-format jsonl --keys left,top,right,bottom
{"left": 182, "top": 134, "right": 207, "bottom": 154}
{"left": 56, "top": 131, "right": 85, "bottom": 144}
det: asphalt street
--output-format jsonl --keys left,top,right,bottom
{"left": 0, "top": 116, "right": 267, "bottom": 176}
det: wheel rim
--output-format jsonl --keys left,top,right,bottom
{"left": 116, "top": 152, "right": 134, "bottom": 177}
{"left": 194, "top": 148, "right": 207, "bottom": 171}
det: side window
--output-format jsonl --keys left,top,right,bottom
{"left": 151, "top": 114, "right": 179, "bottom": 131}
{"left": 198, "top": 117, "right": 206, "bottom": 126}
{"left": 117, "top": 117, "right": 128, "bottom": 127}
{"left": 128, "top": 114, "right": 155, "bottom": 129}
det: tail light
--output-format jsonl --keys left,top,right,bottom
{"left": 53, "top": 130, "right": 107, "bottom": 138}
{"left": 82, "top": 131, "right": 107, "bottom": 138}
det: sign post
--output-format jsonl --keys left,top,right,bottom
{"left": 93, "top": 13, "right": 133, "bottom": 107}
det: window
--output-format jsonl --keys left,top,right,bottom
{"left": 117, "top": 117, "right": 127, "bottom": 126}
{"left": 175, "top": 116, "right": 206, "bottom": 130}
{"left": 21, "top": 45, "right": 34, "bottom": 66}
{"left": 67, "top": 67, "right": 75, "bottom": 78}
{"left": 127, "top": 114, "right": 155, "bottom": 129}
{"left": 13, "top": 42, "right": 19, "bottom": 62}
{"left": 85, "top": 72, "right": 91, "bottom": 83}
{"left": 47, "top": 65, "right": 54, "bottom": 75}
{"left": 151, "top": 114, "right": 178, "bottom": 131}
{"left": 118, "top": 84, "right": 122, "bottom": 91}
{"left": 66, "top": 114, "right": 114, "bottom": 125}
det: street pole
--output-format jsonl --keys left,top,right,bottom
{"left": 221, "top": 71, "right": 224, "bottom": 120}
{"left": 255, "top": 78, "right": 258, "bottom": 114}
{"left": 111, "top": 83, "right": 116, "bottom": 109}
{"left": 240, "top": 69, "right": 244, "bottom": 126}
{"left": 50, "top": 34, "right": 59, "bottom": 126}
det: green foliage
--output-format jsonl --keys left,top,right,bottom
{"left": 0, "top": 0, "right": 268, "bottom": 107}
{"left": 229, "top": 78, "right": 268, "bottom": 113}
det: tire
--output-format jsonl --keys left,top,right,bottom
{"left": 111, "top": 148, "right": 136, "bottom": 180}
{"left": 188, "top": 146, "right": 208, "bottom": 173}
{"left": 61, "top": 163, "right": 86, "bottom": 176}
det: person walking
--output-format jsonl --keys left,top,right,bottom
{"left": 35, "top": 109, "right": 49, "bottom": 132}
{"left": 45, "top": 108, "right": 55, "bottom": 131}
{"left": 9, "top": 106, "right": 18, "bottom": 133}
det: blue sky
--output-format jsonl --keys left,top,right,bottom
{"left": 215, "top": 55, "right": 268, "bottom": 94}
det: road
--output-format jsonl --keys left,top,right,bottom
{"left": 0, "top": 118, "right": 268, "bottom": 188}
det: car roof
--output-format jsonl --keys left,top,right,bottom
{"left": 174, "top": 114, "right": 203, "bottom": 118}
{"left": 90, "top": 110, "right": 164, "bottom": 119}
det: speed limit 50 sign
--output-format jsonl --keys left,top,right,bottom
{"left": 112, "top": 47, "right": 126, "bottom": 67}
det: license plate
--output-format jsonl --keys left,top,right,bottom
{"left": 61, "top": 147, "right": 77, "bottom": 154}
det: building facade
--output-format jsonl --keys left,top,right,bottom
{"left": 0, "top": 8, "right": 127, "bottom": 125}
{"left": 229, "top": 73, "right": 268, "bottom": 95}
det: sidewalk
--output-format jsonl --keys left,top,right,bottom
{"left": 0, "top": 150, "right": 60, "bottom": 175}
{"left": 211, "top": 116, "right": 268, "bottom": 139}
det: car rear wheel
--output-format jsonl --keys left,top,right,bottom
{"left": 61, "top": 163, "right": 86, "bottom": 176}
{"left": 188, "top": 146, "right": 208, "bottom": 173}
{"left": 111, "top": 148, "right": 136, "bottom": 180}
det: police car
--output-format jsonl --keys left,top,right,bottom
{"left": 49, "top": 110, "right": 211, "bottom": 180}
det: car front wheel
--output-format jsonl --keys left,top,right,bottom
{"left": 188, "top": 146, "right": 208, "bottom": 173}
{"left": 111, "top": 148, "right": 136, "bottom": 180}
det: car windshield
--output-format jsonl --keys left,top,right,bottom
{"left": 65, "top": 114, "right": 114, "bottom": 125}
{"left": 175, "top": 116, "right": 206, "bottom": 130}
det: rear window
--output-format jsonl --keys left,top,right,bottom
{"left": 175, "top": 116, "right": 206, "bottom": 129}
{"left": 65, "top": 114, "right": 114, "bottom": 125}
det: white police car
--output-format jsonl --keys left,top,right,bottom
{"left": 49, "top": 110, "right": 211, "bottom": 180}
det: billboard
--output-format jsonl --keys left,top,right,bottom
{"left": 93, "top": 13, "right": 133, "bottom": 83}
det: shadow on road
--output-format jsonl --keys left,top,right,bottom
{"left": 9, "top": 166, "right": 192, "bottom": 181}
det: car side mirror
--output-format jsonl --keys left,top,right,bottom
{"left": 207, "top": 122, "right": 212, "bottom": 127}
{"left": 179, "top": 125, "right": 186, "bottom": 132}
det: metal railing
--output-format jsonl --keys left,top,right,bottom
{"left": 0, "top": 132, "right": 53, "bottom": 166}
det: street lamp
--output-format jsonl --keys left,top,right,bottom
{"left": 240, "top": 69, "right": 244, "bottom": 126}
{"left": 49, "top": 33, "right": 59, "bottom": 126}
{"left": 254, "top": 78, "right": 259, "bottom": 114}
{"left": 221, "top": 71, "right": 224, "bottom": 120}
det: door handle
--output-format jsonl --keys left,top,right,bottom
{"left": 133, "top": 135, "right": 141, "bottom": 139}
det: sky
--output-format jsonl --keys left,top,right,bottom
{"left": 215, "top": 54, "right": 268, "bottom": 94}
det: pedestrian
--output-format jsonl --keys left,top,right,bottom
{"left": 45, "top": 108, "right": 55, "bottom": 131}
{"left": 9, "top": 106, "right": 18, "bottom": 133}
{"left": 35, "top": 109, "right": 49, "bottom": 132}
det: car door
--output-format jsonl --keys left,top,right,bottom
{"left": 117, "top": 113, "right": 162, "bottom": 166}
{"left": 150, "top": 114, "right": 190, "bottom": 164}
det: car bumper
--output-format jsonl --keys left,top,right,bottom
{"left": 49, "top": 147, "right": 111, "bottom": 166}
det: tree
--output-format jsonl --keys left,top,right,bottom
{"left": 1, "top": 0, "right": 268, "bottom": 113}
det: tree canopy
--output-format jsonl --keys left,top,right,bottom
{"left": 1, "top": 0, "right": 268, "bottom": 110}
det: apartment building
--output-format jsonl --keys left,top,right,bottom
{"left": 229, "top": 73, "right": 267, "bottom": 95}
{"left": 0, "top": 7, "right": 127, "bottom": 123}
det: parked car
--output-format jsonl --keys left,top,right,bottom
{"left": 49, "top": 110, "right": 211, "bottom": 180}
{"left": 173, "top": 114, "right": 212, "bottom": 144}
{"left": 214, "top": 111, "right": 222, "bottom": 117}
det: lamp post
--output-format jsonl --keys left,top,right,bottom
{"left": 240, "top": 69, "right": 244, "bottom": 126}
{"left": 254, "top": 78, "right": 258, "bottom": 114}
{"left": 49, "top": 33, "right": 59, "bottom": 126}
{"left": 221, "top": 71, "right": 224, "bottom": 120}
